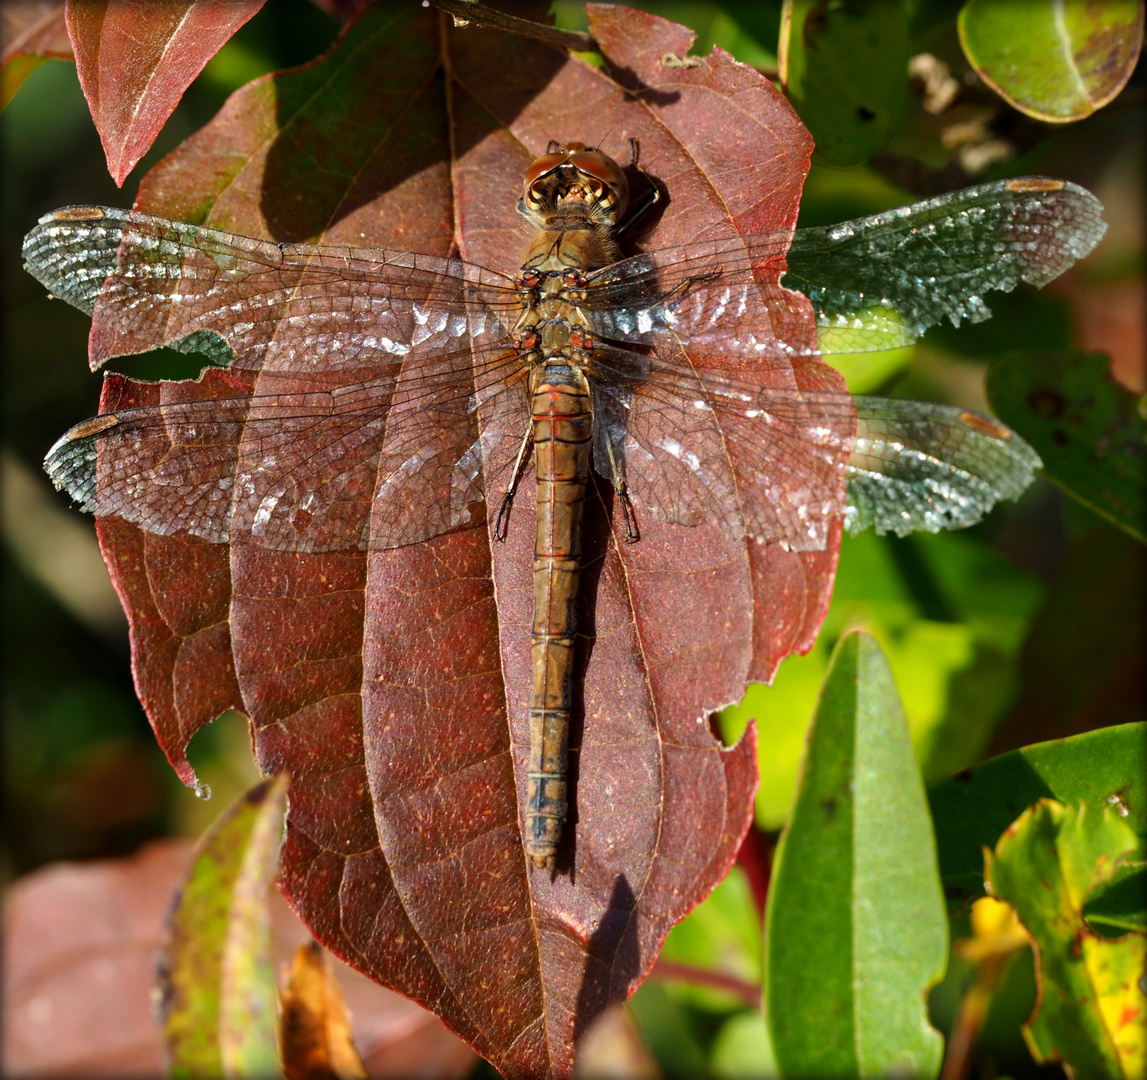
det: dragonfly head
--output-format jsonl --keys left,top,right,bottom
{"left": 519, "top": 142, "right": 629, "bottom": 227}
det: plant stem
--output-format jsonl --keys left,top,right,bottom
{"left": 649, "top": 959, "right": 762, "bottom": 1010}
{"left": 427, "top": 0, "right": 597, "bottom": 53}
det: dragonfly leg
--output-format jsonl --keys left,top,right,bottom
{"left": 616, "top": 138, "right": 662, "bottom": 239}
{"left": 617, "top": 486, "right": 639, "bottom": 542}
{"left": 601, "top": 434, "right": 640, "bottom": 542}
{"left": 495, "top": 424, "right": 534, "bottom": 541}
{"left": 653, "top": 266, "right": 722, "bottom": 304}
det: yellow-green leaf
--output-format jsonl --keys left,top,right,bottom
{"left": 987, "top": 799, "right": 1146, "bottom": 1080}
{"left": 158, "top": 774, "right": 289, "bottom": 1079}
{"left": 958, "top": 0, "right": 1145, "bottom": 122}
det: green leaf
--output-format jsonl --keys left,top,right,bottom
{"left": 928, "top": 722, "right": 1147, "bottom": 912}
{"left": 987, "top": 350, "right": 1147, "bottom": 543}
{"left": 780, "top": 0, "right": 909, "bottom": 167}
{"left": 764, "top": 631, "right": 947, "bottom": 1078}
{"left": 628, "top": 981, "right": 711, "bottom": 1079}
{"left": 1085, "top": 862, "right": 1147, "bottom": 935}
{"left": 158, "top": 774, "right": 289, "bottom": 1080}
{"left": 958, "top": 0, "right": 1145, "bottom": 122}
{"left": 987, "top": 800, "right": 1146, "bottom": 1078}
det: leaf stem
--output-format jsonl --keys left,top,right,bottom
{"left": 427, "top": 0, "right": 597, "bottom": 53}
{"left": 649, "top": 959, "right": 762, "bottom": 1010}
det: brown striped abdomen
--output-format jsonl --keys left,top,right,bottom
{"left": 524, "top": 368, "right": 592, "bottom": 868}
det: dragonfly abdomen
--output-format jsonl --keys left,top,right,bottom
{"left": 525, "top": 368, "right": 592, "bottom": 869}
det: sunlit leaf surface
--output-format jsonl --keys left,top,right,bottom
{"left": 987, "top": 800, "right": 1146, "bottom": 1078}
{"left": 930, "top": 722, "right": 1147, "bottom": 912}
{"left": 65, "top": 0, "right": 266, "bottom": 184}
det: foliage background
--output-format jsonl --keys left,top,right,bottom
{"left": 1, "top": 1, "right": 1142, "bottom": 1076}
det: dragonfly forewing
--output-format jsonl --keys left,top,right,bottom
{"left": 22, "top": 206, "right": 520, "bottom": 372}
{"left": 579, "top": 177, "right": 1106, "bottom": 359}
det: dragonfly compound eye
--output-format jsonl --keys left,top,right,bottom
{"left": 567, "top": 148, "right": 629, "bottom": 219}
{"left": 521, "top": 144, "right": 630, "bottom": 222}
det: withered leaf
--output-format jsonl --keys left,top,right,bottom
{"left": 280, "top": 940, "right": 369, "bottom": 1080}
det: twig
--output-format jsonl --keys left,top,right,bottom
{"left": 649, "top": 958, "right": 762, "bottom": 1010}
{"left": 426, "top": 0, "right": 597, "bottom": 53}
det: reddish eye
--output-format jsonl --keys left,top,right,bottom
{"left": 569, "top": 151, "right": 624, "bottom": 188}
{"left": 521, "top": 144, "right": 630, "bottom": 218}
{"left": 523, "top": 152, "right": 567, "bottom": 188}
{"left": 569, "top": 150, "right": 628, "bottom": 213}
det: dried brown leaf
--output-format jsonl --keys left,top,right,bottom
{"left": 280, "top": 940, "right": 369, "bottom": 1080}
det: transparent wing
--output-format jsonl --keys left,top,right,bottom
{"left": 844, "top": 398, "right": 1042, "bottom": 536}
{"left": 22, "top": 206, "right": 520, "bottom": 371}
{"left": 44, "top": 340, "right": 531, "bottom": 552}
{"left": 583, "top": 178, "right": 1106, "bottom": 357}
{"left": 587, "top": 344, "right": 1042, "bottom": 549}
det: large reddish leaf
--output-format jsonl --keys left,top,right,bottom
{"left": 64, "top": 0, "right": 266, "bottom": 185}
{"left": 79, "top": 4, "right": 839, "bottom": 1075}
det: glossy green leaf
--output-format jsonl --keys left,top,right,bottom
{"left": 929, "top": 722, "right": 1147, "bottom": 912}
{"left": 158, "top": 774, "right": 289, "bottom": 1080}
{"left": 764, "top": 631, "right": 947, "bottom": 1078}
{"left": 987, "top": 350, "right": 1147, "bottom": 543}
{"left": 1085, "top": 862, "right": 1147, "bottom": 935}
{"left": 780, "top": 0, "right": 909, "bottom": 167}
{"left": 958, "top": 0, "right": 1145, "bottom": 122}
{"left": 987, "top": 800, "right": 1146, "bottom": 1078}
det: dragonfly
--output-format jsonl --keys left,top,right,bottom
{"left": 24, "top": 141, "right": 1105, "bottom": 869}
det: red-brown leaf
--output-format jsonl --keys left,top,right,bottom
{"left": 3, "top": 1, "right": 71, "bottom": 64}
{"left": 78, "top": 4, "right": 842, "bottom": 1076}
{"left": 64, "top": 0, "right": 266, "bottom": 185}
{"left": 2, "top": 0, "right": 71, "bottom": 109}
